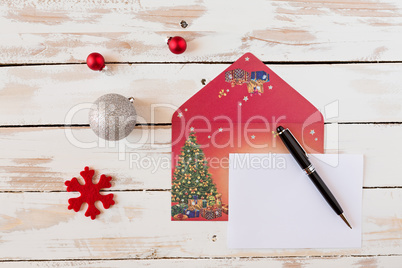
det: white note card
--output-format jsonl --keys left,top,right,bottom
{"left": 228, "top": 154, "right": 363, "bottom": 249}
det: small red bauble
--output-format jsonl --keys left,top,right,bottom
{"left": 167, "top": 36, "right": 187, "bottom": 54}
{"left": 86, "top": 52, "right": 105, "bottom": 71}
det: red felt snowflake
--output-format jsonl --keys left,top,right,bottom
{"left": 65, "top": 167, "right": 115, "bottom": 220}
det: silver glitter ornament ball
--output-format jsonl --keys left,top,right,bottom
{"left": 89, "top": 93, "right": 137, "bottom": 141}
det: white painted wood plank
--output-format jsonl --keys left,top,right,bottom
{"left": 0, "top": 124, "right": 400, "bottom": 191}
{"left": 2, "top": 256, "right": 402, "bottom": 267}
{"left": 0, "top": 126, "right": 172, "bottom": 191}
{"left": 1, "top": 0, "right": 400, "bottom": 264}
{"left": 0, "top": 64, "right": 401, "bottom": 126}
{"left": 1, "top": 0, "right": 402, "bottom": 63}
{"left": 0, "top": 189, "right": 401, "bottom": 260}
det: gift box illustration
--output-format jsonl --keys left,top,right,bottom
{"left": 222, "top": 204, "right": 229, "bottom": 214}
{"left": 225, "top": 68, "right": 250, "bottom": 87}
{"left": 248, "top": 71, "right": 269, "bottom": 95}
{"left": 199, "top": 199, "right": 207, "bottom": 208}
{"left": 251, "top": 70, "right": 269, "bottom": 82}
{"left": 188, "top": 196, "right": 199, "bottom": 207}
{"left": 200, "top": 205, "right": 222, "bottom": 220}
{"left": 214, "top": 207, "right": 223, "bottom": 218}
{"left": 171, "top": 53, "right": 324, "bottom": 221}
{"left": 184, "top": 206, "right": 200, "bottom": 218}
{"left": 201, "top": 207, "right": 216, "bottom": 220}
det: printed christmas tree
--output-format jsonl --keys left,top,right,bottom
{"left": 172, "top": 132, "right": 218, "bottom": 204}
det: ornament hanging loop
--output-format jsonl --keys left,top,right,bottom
{"left": 101, "top": 65, "right": 114, "bottom": 76}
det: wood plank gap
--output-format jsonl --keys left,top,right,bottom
{"left": 333, "top": 122, "right": 402, "bottom": 125}
{"left": 0, "top": 189, "right": 172, "bottom": 194}
{"left": 0, "top": 187, "right": 400, "bottom": 194}
{"left": 363, "top": 186, "right": 402, "bottom": 189}
{"left": 1, "top": 61, "right": 402, "bottom": 68}
{"left": 0, "top": 124, "right": 89, "bottom": 128}
{"left": 0, "top": 123, "right": 172, "bottom": 129}
{"left": 0, "top": 122, "right": 401, "bottom": 129}
{"left": 1, "top": 254, "right": 401, "bottom": 262}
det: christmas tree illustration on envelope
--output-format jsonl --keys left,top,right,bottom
{"left": 171, "top": 53, "right": 324, "bottom": 221}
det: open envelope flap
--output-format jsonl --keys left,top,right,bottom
{"left": 171, "top": 53, "right": 324, "bottom": 220}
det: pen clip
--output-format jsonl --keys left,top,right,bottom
{"left": 286, "top": 128, "right": 308, "bottom": 157}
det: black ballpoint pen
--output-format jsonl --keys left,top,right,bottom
{"left": 276, "top": 126, "right": 352, "bottom": 229}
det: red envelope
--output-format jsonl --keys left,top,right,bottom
{"left": 171, "top": 53, "right": 324, "bottom": 221}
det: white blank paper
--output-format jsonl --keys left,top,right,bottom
{"left": 228, "top": 154, "right": 363, "bottom": 249}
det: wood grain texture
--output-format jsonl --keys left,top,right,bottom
{"left": 1, "top": 0, "right": 402, "bottom": 63}
{"left": 0, "top": 124, "right": 401, "bottom": 192}
{"left": 0, "top": 189, "right": 401, "bottom": 260}
{"left": 2, "top": 256, "right": 402, "bottom": 267}
{"left": 0, "top": 64, "right": 401, "bottom": 126}
{"left": 0, "top": 126, "right": 171, "bottom": 192}
{"left": 1, "top": 0, "right": 401, "bottom": 266}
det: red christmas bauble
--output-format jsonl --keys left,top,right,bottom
{"left": 86, "top": 52, "right": 105, "bottom": 71}
{"left": 168, "top": 36, "right": 187, "bottom": 54}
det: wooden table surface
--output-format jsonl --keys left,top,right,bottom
{"left": 1, "top": 0, "right": 402, "bottom": 267}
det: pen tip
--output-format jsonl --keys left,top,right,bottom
{"left": 339, "top": 213, "right": 352, "bottom": 229}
